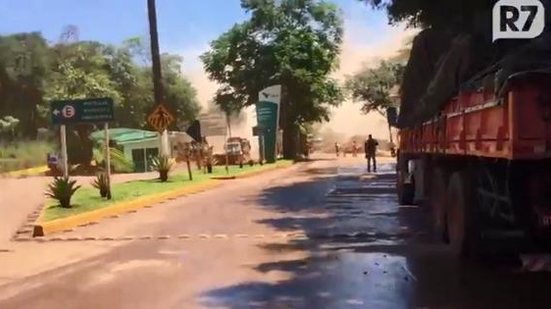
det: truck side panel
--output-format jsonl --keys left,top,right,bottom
{"left": 400, "top": 81, "right": 551, "bottom": 160}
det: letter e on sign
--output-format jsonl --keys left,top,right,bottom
{"left": 493, "top": 0, "right": 545, "bottom": 41}
{"left": 62, "top": 105, "right": 76, "bottom": 119}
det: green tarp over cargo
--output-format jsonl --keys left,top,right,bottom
{"left": 399, "top": 23, "right": 551, "bottom": 128}
{"left": 89, "top": 128, "right": 159, "bottom": 145}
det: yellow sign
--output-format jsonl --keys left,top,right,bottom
{"left": 147, "top": 104, "right": 175, "bottom": 132}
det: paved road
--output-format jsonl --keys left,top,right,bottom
{"left": 1, "top": 157, "right": 551, "bottom": 308}
{"left": 0, "top": 170, "right": 163, "bottom": 246}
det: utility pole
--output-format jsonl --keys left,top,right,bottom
{"left": 147, "top": 0, "right": 169, "bottom": 156}
{"left": 148, "top": 0, "right": 163, "bottom": 105}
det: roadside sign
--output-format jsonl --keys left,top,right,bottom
{"left": 147, "top": 104, "right": 175, "bottom": 133}
{"left": 51, "top": 98, "right": 114, "bottom": 125}
{"left": 256, "top": 85, "right": 281, "bottom": 163}
{"left": 186, "top": 120, "right": 201, "bottom": 141}
{"left": 198, "top": 113, "right": 226, "bottom": 136}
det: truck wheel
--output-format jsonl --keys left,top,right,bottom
{"left": 397, "top": 174, "right": 415, "bottom": 205}
{"left": 446, "top": 171, "right": 474, "bottom": 258}
{"left": 430, "top": 169, "right": 448, "bottom": 242}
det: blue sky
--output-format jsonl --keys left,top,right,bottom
{"left": 0, "top": 0, "right": 388, "bottom": 52}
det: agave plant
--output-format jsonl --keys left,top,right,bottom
{"left": 151, "top": 155, "right": 174, "bottom": 182}
{"left": 45, "top": 176, "right": 81, "bottom": 208}
{"left": 91, "top": 172, "right": 110, "bottom": 198}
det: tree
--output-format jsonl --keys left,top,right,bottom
{"left": 0, "top": 115, "right": 20, "bottom": 140}
{"left": 46, "top": 42, "right": 120, "bottom": 102}
{"left": 201, "top": 0, "right": 344, "bottom": 159}
{"left": 160, "top": 54, "right": 201, "bottom": 131}
{"left": 359, "top": 0, "right": 495, "bottom": 32}
{"left": 0, "top": 30, "right": 201, "bottom": 154}
{"left": 103, "top": 44, "right": 141, "bottom": 128}
{"left": 345, "top": 60, "right": 404, "bottom": 143}
{"left": 0, "top": 32, "right": 51, "bottom": 137}
{"left": 115, "top": 38, "right": 201, "bottom": 130}
{"left": 46, "top": 41, "right": 121, "bottom": 167}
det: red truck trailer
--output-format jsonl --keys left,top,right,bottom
{"left": 396, "top": 71, "right": 551, "bottom": 258}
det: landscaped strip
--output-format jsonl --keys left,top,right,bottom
{"left": 33, "top": 160, "right": 293, "bottom": 236}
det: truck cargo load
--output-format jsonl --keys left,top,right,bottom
{"left": 399, "top": 6, "right": 551, "bottom": 128}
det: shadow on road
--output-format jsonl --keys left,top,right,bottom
{"left": 201, "top": 164, "right": 551, "bottom": 309}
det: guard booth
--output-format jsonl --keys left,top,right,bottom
{"left": 90, "top": 128, "right": 159, "bottom": 172}
{"left": 90, "top": 128, "right": 194, "bottom": 172}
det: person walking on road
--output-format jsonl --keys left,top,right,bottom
{"left": 365, "top": 135, "right": 379, "bottom": 172}
{"left": 335, "top": 142, "right": 341, "bottom": 157}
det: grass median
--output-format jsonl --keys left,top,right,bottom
{"left": 41, "top": 160, "right": 292, "bottom": 222}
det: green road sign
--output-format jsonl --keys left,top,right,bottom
{"left": 51, "top": 98, "right": 114, "bottom": 125}
{"left": 256, "top": 85, "right": 281, "bottom": 163}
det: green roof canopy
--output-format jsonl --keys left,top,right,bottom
{"left": 90, "top": 128, "right": 158, "bottom": 145}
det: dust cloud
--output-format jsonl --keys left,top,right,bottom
{"left": 328, "top": 19, "right": 417, "bottom": 142}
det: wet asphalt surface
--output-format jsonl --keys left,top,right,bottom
{"left": 201, "top": 161, "right": 551, "bottom": 309}
{"left": 3, "top": 158, "right": 551, "bottom": 308}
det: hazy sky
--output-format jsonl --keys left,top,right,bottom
{"left": 1, "top": 0, "right": 416, "bottom": 139}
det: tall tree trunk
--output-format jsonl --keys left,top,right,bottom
{"left": 282, "top": 122, "right": 297, "bottom": 160}
{"left": 226, "top": 112, "right": 232, "bottom": 138}
{"left": 147, "top": 0, "right": 164, "bottom": 106}
{"left": 279, "top": 85, "right": 297, "bottom": 160}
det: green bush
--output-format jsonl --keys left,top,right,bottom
{"left": 45, "top": 177, "right": 81, "bottom": 208}
{"left": 151, "top": 155, "right": 174, "bottom": 182}
{"left": 91, "top": 173, "right": 110, "bottom": 198}
{"left": 0, "top": 140, "right": 54, "bottom": 172}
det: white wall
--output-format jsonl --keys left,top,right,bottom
{"left": 122, "top": 139, "right": 160, "bottom": 160}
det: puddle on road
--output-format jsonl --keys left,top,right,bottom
{"left": 319, "top": 252, "right": 415, "bottom": 308}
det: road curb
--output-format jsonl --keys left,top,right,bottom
{"left": 32, "top": 180, "right": 221, "bottom": 237}
{"left": 208, "top": 162, "right": 293, "bottom": 181}
{"left": 29, "top": 162, "right": 294, "bottom": 238}
{"left": 224, "top": 162, "right": 294, "bottom": 180}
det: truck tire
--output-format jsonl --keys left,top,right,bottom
{"left": 430, "top": 168, "right": 448, "bottom": 242}
{"left": 446, "top": 171, "right": 476, "bottom": 258}
{"left": 397, "top": 174, "right": 415, "bottom": 205}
